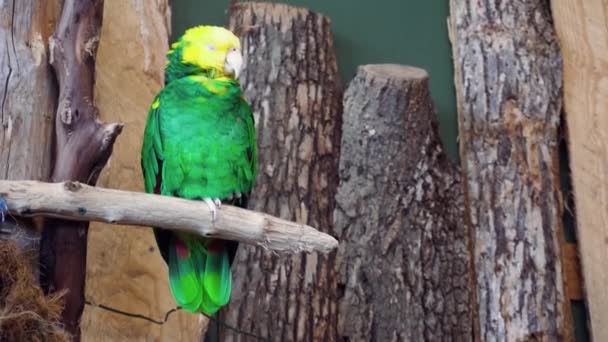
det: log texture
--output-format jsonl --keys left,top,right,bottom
{"left": 0, "top": 0, "right": 59, "bottom": 264}
{"left": 80, "top": 1, "right": 202, "bottom": 340}
{"left": 0, "top": 180, "right": 338, "bottom": 254}
{"left": 221, "top": 3, "right": 342, "bottom": 341}
{"left": 334, "top": 65, "right": 471, "bottom": 341}
{"left": 39, "top": 0, "right": 122, "bottom": 338}
{"left": 552, "top": 0, "right": 608, "bottom": 339}
{"left": 449, "top": 1, "right": 571, "bottom": 340}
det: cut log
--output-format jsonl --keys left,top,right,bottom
{"left": 449, "top": 1, "right": 572, "bottom": 340}
{"left": 0, "top": 180, "right": 338, "bottom": 254}
{"left": 0, "top": 0, "right": 60, "bottom": 269}
{"left": 220, "top": 3, "right": 342, "bottom": 341}
{"left": 552, "top": 0, "right": 608, "bottom": 339}
{"left": 39, "top": 0, "right": 122, "bottom": 339}
{"left": 334, "top": 64, "right": 471, "bottom": 341}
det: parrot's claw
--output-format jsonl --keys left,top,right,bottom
{"left": 203, "top": 197, "right": 222, "bottom": 222}
{"left": 0, "top": 195, "right": 7, "bottom": 224}
{"left": 234, "top": 192, "right": 242, "bottom": 199}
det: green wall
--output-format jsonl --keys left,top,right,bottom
{"left": 171, "top": 0, "right": 459, "bottom": 159}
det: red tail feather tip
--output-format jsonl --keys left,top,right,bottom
{"left": 207, "top": 240, "right": 223, "bottom": 253}
{"left": 175, "top": 238, "right": 189, "bottom": 258}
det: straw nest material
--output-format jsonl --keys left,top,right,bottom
{"left": 0, "top": 240, "right": 69, "bottom": 341}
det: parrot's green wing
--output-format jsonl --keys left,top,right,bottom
{"left": 141, "top": 97, "right": 163, "bottom": 194}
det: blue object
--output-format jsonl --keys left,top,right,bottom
{"left": 0, "top": 195, "right": 7, "bottom": 223}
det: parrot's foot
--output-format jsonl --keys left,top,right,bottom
{"left": 0, "top": 195, "right": 7, "bottom": 224}
{"left": 203, "top": 197, "right": 222, "bottom": 222}
{"left": 225, "top": 192, "right": 242, "bottom": 201}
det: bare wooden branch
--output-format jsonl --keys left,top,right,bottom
{"left": 40, "top": 0, "right": 122, "bottom": 338}
{"left": 0, "top": 180, "right": 338, "bottom": 254}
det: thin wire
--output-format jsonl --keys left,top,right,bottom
{"left": 84, "top": 300, "right": 179, "bottom": 325}
{"left": 84, "top": 300, "right": 271, "bottom": 341}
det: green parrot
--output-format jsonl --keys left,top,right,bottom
{"left": 140, "top": 26, "right": 256, "bottom": 315}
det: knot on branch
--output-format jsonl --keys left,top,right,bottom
{"left": 59, "top": 101, "right": 73, "bottom": 125}
{"left": 64, "top": 181, "right": 82, "bottom": 192}
{"left": 48, "top": 36, "right": 60, "bottom": 66}
{"left": 83, "top": 36, "right": 100, "bottom": 59}
{"left": 99, "top": 123, "right": 124, "bottom": 151}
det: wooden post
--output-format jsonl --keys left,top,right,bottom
{"left": 449, "top": 1, "right": 572, "bottom": 340}
{"left": 221, "top": 3, "right": 342, "bottom": 341}
{"left": 39, "top": 0, "right": 122, "bottom": 339}
{"left": 0, "top": 0, "right": 60, "bottom": 270}
{"left": 552, "top": 0, "right": 608, "bottom": 339}
{"left": 334, "top": 65, "right": 472, "bottom": 341}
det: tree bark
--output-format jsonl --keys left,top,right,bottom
{"left": 0, "top": 0, "right": 60, "bottom": 268}
{"left": 1, "top": 180, "right": 338, "bottom": 253}
{"left": 333, "top": 65, "right": 471, "bottom": 341}
{"left": 39, "top": 0, "right": 122, "bottom": 339}
{"left": 220, "top": 3, "right": 342, "bottom": 341}
{"left": 449, "top": 1, "right": 572, "bottom": 341}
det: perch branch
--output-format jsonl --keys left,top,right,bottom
{"left": 0, "top": 181, "right": 338, "bottom": 254}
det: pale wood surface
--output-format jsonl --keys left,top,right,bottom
{"left": 79, "top": 1, "right": 204, "bottom": 340}
{"left": 449, "top": 1, "right": 571, "bottom": 340}
{"left": 552, "top": 1, "right": 608, "bottom": 340}
{"left": 0, "top": 0, "right": 59, "bottom": 266}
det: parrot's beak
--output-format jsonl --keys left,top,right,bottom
{"left": 224, "top": 48, "right": 243, "bottom": 79}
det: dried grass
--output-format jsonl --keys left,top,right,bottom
{"left": 0, "top": 240, "right": 69, "bottom": 341}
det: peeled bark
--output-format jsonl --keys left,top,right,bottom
{"left": 39, "top": 0, "right": 122, "bottom": 339}
{"left": 449, "top": 1, "right": 571, "bottom": 340}
{"left": 0, "top": 0, "right": 60, "bottom": 267}
{"left": 334, "top": 65, "right": 471, "bottom": 341}
{"left": 219, "top": 3, "right": 342, "bottom": 341}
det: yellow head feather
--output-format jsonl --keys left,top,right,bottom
{"left": 178, "top": 26, "right": 241, "bottom": 78}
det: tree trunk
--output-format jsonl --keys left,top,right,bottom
{"left": 0, "top": 0, "right": 60, "bottom": 269}
{"left": 39, "top": 0, "right": 122, "bottom": 339}
{"left": 333, "top": 65, "right": 471, "bottom": 341}
{"left": 449, "top": 1, "right": 572, "bottom": 340}
{"left": 220, "top": 3, "right": 342, "bottom": 341}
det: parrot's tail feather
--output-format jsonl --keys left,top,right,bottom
{"left": 167, "top": 236, "right": 233, "bottom": 315}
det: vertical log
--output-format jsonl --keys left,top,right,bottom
{"left": 449, "top": 1, "right": 572, "bottom": 340}
{"left": 0, "top": 0, "right": 60, "bottom": 265}
{"left": 222, "top": 3, "right": 341, "bottom": 341}
{"left": 40, "top": 0, "right": 122, "bottom": 339}
{"left": 334, "top": 65, "right": 471, "bottom": 341}
{"left": 81, "top": 0, "right": 203, "bottom": 340}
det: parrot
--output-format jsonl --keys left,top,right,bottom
{"left": 140, "top": 25, "right": 256, "bottom": 315}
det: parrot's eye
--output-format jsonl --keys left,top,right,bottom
{"left": 206, "top": 44, "right": 216, "bottom": 51}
